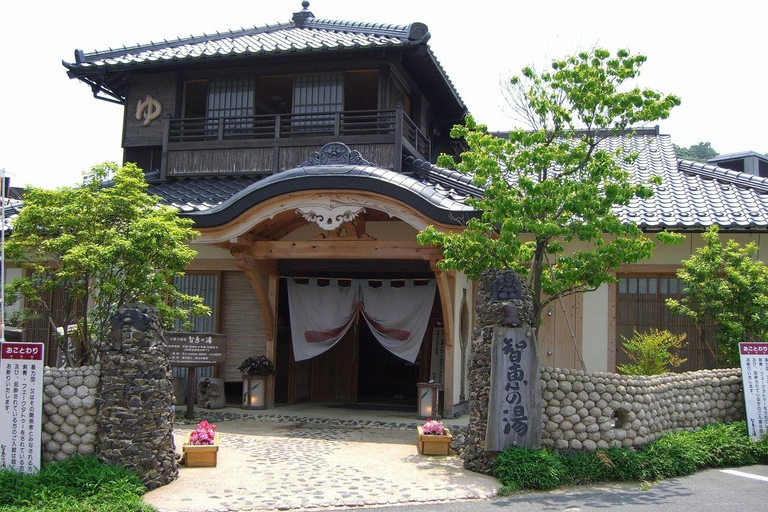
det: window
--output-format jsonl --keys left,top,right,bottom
{"left": 292, "top": 73, "right": 343, "bottom": 133}
{"left": 172, "top": 273, "right": 219, "bottom": 332}
{"left": 207, "top": 79, "right": 254, "bottom": 136}
{"left": 617, "top": 275, "right": 718, "bottom": 371}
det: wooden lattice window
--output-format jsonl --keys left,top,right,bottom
{"left": 617, "top": 275, "right": 718, "bottom": 371}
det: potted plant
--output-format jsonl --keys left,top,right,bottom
{"left": 238, "top": 355, "right": 275, "bottom": 409}
{"left": 182, "top": 420, "right": 219, "bottom": 467}
{"left": 417, "top": 419, "right": 453, "bottom": 455}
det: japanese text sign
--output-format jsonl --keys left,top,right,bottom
{"left": 486, "top": 326, "right": 542, "bottom": 451}
{"left": 1, "top": 342, "right": 44, "bottom": 474}
{"left": 167, "top": 333, "right": 226, "bottom": 367}
{"left": 739, "top": 342, "right": 768, "bottom": 440}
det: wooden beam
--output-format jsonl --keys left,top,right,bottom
{"left": 430, "top": 262, "right": 456, "bottom": 419}
{"left": 606, "top": 282, "right": 617, "bottom": 372}
{"left": 195, "top": 190, "right": 464, "bottom": 244}
{"left": 230, "top": 250, "right": 276, "bottom": 344}
{"left": 617, "top": 264, "right": 680, "bottom": 275}
{"left": 247, "top": 240, "right": 443, "bottom": 261}
{"left": 185, "top": 258, "right": 240, "bottom": 271}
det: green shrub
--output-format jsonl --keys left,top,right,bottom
{"left": 0, "top": 456, "right": 153, "bottom": 512}
{"left": 493, "top": 421, "right": 766, "bottom": 492}
{"left": 617, "top": 329, "right": 687, "bottom": 375}
{"left": 559, "top": 450, "right": 613, "bottom": 485}
{"left": 494, "top": 447, "right": 566, "bottom": 492}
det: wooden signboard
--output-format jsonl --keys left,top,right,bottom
{"left": 166, "top": 333, "right": 226, "bottom": 367}
{"left": 485, "top": 326, "right": 542, "bottom": 451}
{"left": 166, "top": 333, "right": 226, "bottom": 419}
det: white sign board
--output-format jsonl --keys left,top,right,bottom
{"left": 739, "top": 342, "right": 768, "bottom": 440}
{"left": 1, "top": 342, "right": 44, "bottom": 473}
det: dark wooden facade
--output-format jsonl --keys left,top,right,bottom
{"left": 122, "top": 55, "right": 454, "bottom": 177}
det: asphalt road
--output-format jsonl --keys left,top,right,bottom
{"left": 360, "top": 465, "right": 768, "bottom": 512}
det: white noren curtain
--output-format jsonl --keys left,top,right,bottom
{"left": 287, "top": 278, "right": 436, "bottom": 363}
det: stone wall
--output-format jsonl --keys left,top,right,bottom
{"left": 464, "top": 269, "right": 536, "bottom": 474}
{"left": 41, "top": 365, "right": 100, "bottom": 462}
{"left": 540, "top": 367, "right": 744, "bottom": 451}
{"left": 97, "top": 304, "right": 178, "bottom": 489}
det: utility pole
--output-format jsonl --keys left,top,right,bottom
{"left": 1, "top": 167, "right": 6, "bottom": 342}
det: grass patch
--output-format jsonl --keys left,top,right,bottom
{"left": 0, "top": 456, "right": 155, "bottom": 512}
{"left": 494, "top": 421, "right": 768, "bottom": 493}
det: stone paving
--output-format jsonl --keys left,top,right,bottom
{"left": 144, "top": 411, "right": 498, "bottom": 512}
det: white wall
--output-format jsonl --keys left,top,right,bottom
{"left": 581, "top": 285, "right": 610, "bottom": 372}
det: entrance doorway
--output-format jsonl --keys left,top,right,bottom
{"left": 274, "top": 273, "right": 439, "bottom": 407}
{"left": 357, "top": 319, "right": 418, "bottom": 406}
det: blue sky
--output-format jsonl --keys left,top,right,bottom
{"left": 2, "top": 0, "right": 766, "bottom": 189}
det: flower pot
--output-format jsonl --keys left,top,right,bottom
{"left": 417, "top": 425, "right": 453, "bottom": 455}
{"left": 242, "top": 376, "right": 267, "bottom": 409}
{"left": 183, "top": 432, "right": 219, "bottom": 467}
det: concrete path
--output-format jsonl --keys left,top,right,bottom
{"left": 144, "top": 415, "right": 498, "bottom": 512}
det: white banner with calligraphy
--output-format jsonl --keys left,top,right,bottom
{"left": 739, "top": 342, "right": 768, "bottom": 440}
{"left": 1, "top": 342, "right": 44, "bottom": 474}
{"left": 486, "top": 326, "right": 541, "bottom": 451}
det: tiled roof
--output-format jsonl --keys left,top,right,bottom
{"left": 153, "top": 163, "right": 476, "bottom": 229}
{"left": 1, "top": 200, "right": 22, "bottom": 233}
{"left": 147, "top": 175, "right": 262, "bottom": 213}
{"left": 67, "top": 19, "right": 412, "bottom": 70}
{"left": 8, "top": 136, "right": 768, "bottom": 233}
{"left": 608, "top": 135, "right": 768, "bottom": 229}
{"left": 139, "top": 134, "right": 768, "bottom": 230}
{"left": 63, "top": 7, "right": 463, "bottom": 114}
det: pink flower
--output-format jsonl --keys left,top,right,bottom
{"left": 422, "top": 419, "right": 445, "bottom": 435}
{"left": 190, "top": 420, "right": 217, "bottom": 445}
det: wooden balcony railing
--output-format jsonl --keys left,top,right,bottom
{"left": 162, "top": 107, "right": 431, "bottom": 176}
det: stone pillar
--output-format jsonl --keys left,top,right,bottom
{"left": 463, "top": 269, "right": 536, "bottom": 474}
{"left": 96, "top": 304, "right": 178, "bottom": 489}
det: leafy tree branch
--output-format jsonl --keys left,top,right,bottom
{"left": 7, "top": 162, "right": 210, "bottom": 365}
{"left": 419, "top": 48, "right": 683, "bottom": 326}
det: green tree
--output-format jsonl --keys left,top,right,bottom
{"left": 7, "top": 162, "right": 209, "bottom": 366}
{"left": 617, "top": 329, "right": 687, "bottom": 375}
{"left": 418, "top": 48, "right": 682, "bottom": 325}
{"left": 667, "top": 226, "right": 768, "bottom": 366}
{"left": 673, "top": 141, "right": 718, "bottom": 163}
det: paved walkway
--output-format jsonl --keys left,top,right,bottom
{"left": 144, "top": 407, "right": 498, "bottom": 512}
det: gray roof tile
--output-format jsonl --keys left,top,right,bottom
{"left": 68, "top": 18, "right": 413, "bottom": 71}
{"left": 13, "top": 136, "right": 767, "bottom": 233}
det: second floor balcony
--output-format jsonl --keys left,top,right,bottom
{"left": 161, "top": 106, "right": 430, "bottom": 177}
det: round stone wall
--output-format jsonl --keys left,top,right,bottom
{"left": 540, "top": 367, "right": 744, "bottom": 451}
{"left": 41, "top": 365, "right": 100, "bottom": 462}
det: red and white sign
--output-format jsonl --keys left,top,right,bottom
{"left": 739, "top": 343, "right": 768, "bottom": 440}
{"left": 1, "top": 342, "right": 44, "bottom": 473}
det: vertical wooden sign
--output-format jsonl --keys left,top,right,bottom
{"left": 1, "top": 342, "right": 44, "bottom": 473}
{"left": 430, "top": 319, "right": 445, "bottom": 384}
{"left": 485, "top": 327, "right": 541, "bottom": 451}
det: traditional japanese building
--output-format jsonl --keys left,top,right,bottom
{"left": 54, "top": 2, "right": 768, "bottom": 415}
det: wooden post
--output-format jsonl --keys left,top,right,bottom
{"left": 394, "top": 104, "right": 404, "bottom": 172}
{"left": 185, "top": 366, "right": 196, "bottom": 420}
{"left": 160, "top": 115, "right": 170, "bottom": 180}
